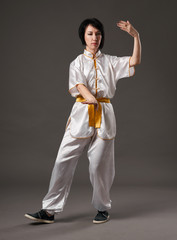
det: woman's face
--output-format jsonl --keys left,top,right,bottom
{"left": 84, "top": 24, "right": 102, "bottom": 54}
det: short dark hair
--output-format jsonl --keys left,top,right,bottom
{"left": 78, "top": 18, "right": 105, "bottom": 49}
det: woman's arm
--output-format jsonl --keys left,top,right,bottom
{"left": 117, "top": 20, "right": 142, "bottom": 67}
{"left": 76, "top": 84, "right": 99, "bottom": 110}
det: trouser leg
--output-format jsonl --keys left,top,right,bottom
{"left": 87, "top": 131, "right": 115, "bottom": 211}
{"left": 42, "top": 127, "right": 90, "bottom": 214}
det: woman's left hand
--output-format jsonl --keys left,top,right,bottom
{"left": 116, "top": 20, "right": 139, "bottom": 38}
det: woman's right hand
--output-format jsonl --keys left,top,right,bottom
{"left": 81, "top": 97, "right": 99, "bottom": 110}
{"left": 76, "top": 84, "right": 99, "bottom": 110}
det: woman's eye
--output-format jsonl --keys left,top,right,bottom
{"left": 87, "top": 32, "right": 101, "bottom": 36}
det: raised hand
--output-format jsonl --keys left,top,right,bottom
{"left": 116, "top": 20, "right": 139, "bottom": 38}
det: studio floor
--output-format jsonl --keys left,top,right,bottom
{"left": 1, "top": 184, "right": 177, "bottom": 240}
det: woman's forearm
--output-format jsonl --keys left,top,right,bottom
{"left": 130, "top": 33, "right": 141, "bottom": 66}
{"left": 76, "top": 84, "right": 97, "bottom": 102}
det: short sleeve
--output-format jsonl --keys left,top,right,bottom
{"left": 68, "top": 60, "right": 87, "bottom": 98}
{"left": 110, "top": 56, "right": 135, "bottom": 83}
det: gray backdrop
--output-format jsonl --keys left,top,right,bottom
{"left": 1, "top": 0, "right": 177, "bottom": 189}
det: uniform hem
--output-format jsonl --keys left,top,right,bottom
{"left": 65, "top": 116, "right": 71, "bottom": 131}
{"left": 68, "top": 129, "right": 115, "bottom": 140}
{"left": 65, "top": 116, "right": 116, "bottom": 140}
{"left": 69, "top": 130, "right": 94, "bottom": 139}
{"left": 43, "top": 208, "right": 63, "bottom": 215}
{"left": 97, "top": 129, "right": 115, "bottom": 140}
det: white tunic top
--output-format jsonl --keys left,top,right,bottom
{"left": 66, "top": 49, "right": 135, "bottom": 140}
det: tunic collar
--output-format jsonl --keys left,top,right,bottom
{"left": 84, "top": 49, "right": 101, "bottom": 59}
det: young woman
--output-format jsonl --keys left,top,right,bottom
{"left": 25, "top": 18, "right": 141, "bottom": 224}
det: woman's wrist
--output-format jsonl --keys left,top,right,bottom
{"left": 77, "top": 84, "right": 97, "bottom": 102}
{"left": 133, "top": 32, "right": 139, "bottom": 38}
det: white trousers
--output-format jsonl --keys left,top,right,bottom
{"left": 42, "top": 126, "right": 115, "bottom": 215}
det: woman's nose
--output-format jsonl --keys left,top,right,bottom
{"left": 92, "top": 34, "right": 97, "bottom": 40}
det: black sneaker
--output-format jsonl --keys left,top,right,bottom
{"left": 93, "top": 210, "right": 109, "bottom": 224}
{"left": 24, "top": 209, "right": 54, "bottom": 223}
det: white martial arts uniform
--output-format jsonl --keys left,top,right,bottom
{"left": 42, "top": 49, "right": 135, "bottom": 214}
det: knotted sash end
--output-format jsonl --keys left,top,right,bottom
{"left": 76, "top": 96, "right": 110, "bottom": 128}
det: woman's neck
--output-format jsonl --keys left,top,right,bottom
{"left": 85, "top": 47, "right": 98, "bottom": 55}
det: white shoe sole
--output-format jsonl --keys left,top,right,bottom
{"left": 24, "top": 214, "right": 54, "bottom": 224}
{"left": 93, "top": 215, "right": 110, "bottom": 224}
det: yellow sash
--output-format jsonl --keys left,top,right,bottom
{"left": 76, "top": 96, "right": 110, "bottom": 128}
